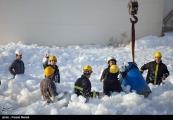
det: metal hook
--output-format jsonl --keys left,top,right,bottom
{"left": 130, "top": 15, "right": 138, "bottom": 24}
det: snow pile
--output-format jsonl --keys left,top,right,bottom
{"left": 0, "top": 34, "right": 173, "bottom": 115}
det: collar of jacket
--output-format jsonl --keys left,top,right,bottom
{"left": 154, "top": 60, "right": 162, "bottom": 64}
{"left": 81, "top": 74, "right": 89, "bottom": 80}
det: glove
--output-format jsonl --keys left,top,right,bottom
{"left": 50, "top": 96, "right": 55, "bottom": 102}
{"left": 85, "top": 97, "right": 89, "bottom": 103}
{"left": 119, "top": 66, "right": 126, "bottom": 72}
{"left": 118, "top": 74, "right": 122, "bottom": 80}
{"left": 140, "top": 70, "right": 144, "bottom": 74}
{"left": 91, "top": 91, "right": 99, "bottom": 98}
{"left": 42, "top": 57, "right": 48, "bottom": 63}
{"left": 162, "top": 75, "right": 166, "bottom": 80}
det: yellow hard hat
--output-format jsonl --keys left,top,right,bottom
{"left": 49, "top": 55, "right": 57, "bottom": 62}
{"left": 109, "top": 65, "right": 119, "bottom": 73}
{"left": 83, "top": 65, "right": 92, "bottom": 72}
{"left": 44, "top": 66, "right": 55, "bottom": 77}
{"left": 154, "top": 51, "right": 162, "bottom": 58}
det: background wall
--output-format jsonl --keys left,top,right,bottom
{"left": 0, "top": 0, "right": 164, "bottom": 46}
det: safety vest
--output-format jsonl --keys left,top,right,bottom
{"left": 154, "top": 64, "right": 159, "bottom": 85}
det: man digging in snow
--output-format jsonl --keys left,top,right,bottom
{"left": 74, "top": 65, "right": 99, "bottom": 103}
{"left": 40, "top": 66, "right": 58, "bottom": 103}
{"left": 9, "top": 49, "right": 25, "bottom": 79}
{"left": 100, "top": 57, "right": 122, "bottom": 96}
{"left": 140, "top": 51, "right": 169, "bottom": 85}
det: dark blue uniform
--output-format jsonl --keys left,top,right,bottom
{"left": 74, "top": 75, "right": 91, "bottom": 102}
{"left": 9, "top": 59, "right": 25, "bottom": 77}
{"left": 100, "top": 68, "right": 122, "bottom": 96}
{"left": 141, "top": 61, "right": 169, "bottom": 85}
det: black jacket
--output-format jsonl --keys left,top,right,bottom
{"left": 40, "top": 77, "right": 58, "bottom": 101}
{"left": 43, "top": 58, "right": 60, "bottom": 83}
{"left": 100, "top": 68, "right": 122, "bottom": 94}
{"left": 74, "top": 75, "right": 91, "bottom": 99}
{"left": 141, "top": 61, "right": 169, "bottom": 85}
{"left": 9, "top": 59, "right": 25, "bottom": 76}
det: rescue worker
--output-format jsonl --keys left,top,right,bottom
{"left": 42, "top": 54, "right": 60, "bottom": 83}
{"left": 100, "top": 57, "right": 122, "bottom": 96}
{"left": 74, "top": 65, "right": 99, "bottom": 103}
{"left": 40, "top": 66, "right": 58, "bottom": 103}
{"left": 9, "top": 49, "right": 25, "bottom": 78}
{"left": 140, "top": 51, "right": 169, "bottom": 85}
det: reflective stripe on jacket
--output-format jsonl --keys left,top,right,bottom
{"left": 141, "top": 61, "right": 169, "bottom": 85}
{"left": 74, "top": 75, "right": 91, "bottom": 98}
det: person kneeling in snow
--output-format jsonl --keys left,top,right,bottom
{"left": 9, "top": 49, "right": 25, "bottom": 78}
{"left": 40, "top": 66, "right": 58, "bottom": 103}
{"left": 140, "top": 51, "right": 169, "bottom": 85}
{"left": 100, "top": 57, "right": 122, "bottom": 96}
{"left": 42, "top": 54, "right": 60, "bottom": 83}
{"left": 74, "top": 65, "right": 99, "bottom": 103}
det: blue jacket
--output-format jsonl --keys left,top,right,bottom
{"left": 9, "top": 59, "right": 25, "bottom": 76}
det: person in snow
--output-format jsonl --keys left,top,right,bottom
{"left": 74, "top": 65, "right": 99, "bottom": 103}
{"left": 40, "top": 66, "right": 58, "bottom": 103}
{"left": 100, "top": 57, "right": 122, "bottom": 96}
{"left": 42, "top": 54, "right": 60, "bottom": 83}
{"left": 9, "top": 49, "right": 25, "bottom": 78}
{"left": 140, "top": 51, "right": 169, "bottom": 85}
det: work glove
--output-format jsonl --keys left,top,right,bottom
{"left": 42, "top": 57, "right": 48, "bottom": 64}
{"left": 85, "top": 97, "right": 89, "bottom": 103}
{"left": 50, "top": 96, "right": 55, "bottom": 102}
{"left": 100, "top": 79, "right": 103, "bottom": 82}
{"left": 140, "top": 69, "right": 144, "bottom": 74}
{"left": 162, "top": 75, "right": 166, "bottom": 80}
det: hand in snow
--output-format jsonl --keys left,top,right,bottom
{"left": 140, "top": 69, "right": 144, "bottom": 74}
{"left": 50, "top": 96, "right": 55, "bottom": 102}
{"left": 162, "top": 75, "right": 166, "bottom": 80}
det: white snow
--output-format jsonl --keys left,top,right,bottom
{"left": 0, "top": 33, "right": 173, "bottom": 115}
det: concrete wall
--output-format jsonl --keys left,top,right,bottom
{"left": 0, "top": 0, "right": 164, "bottom": 46}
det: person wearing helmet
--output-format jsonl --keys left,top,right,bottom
{"left": 9, "top": 49, "right": 25, "bottom": 78}
{"left": 74, "top": 65, "right": 99, "bottom": 102}
{"left": 42, "top": 54, "right": 60, "bottom": 83}
{"left": 40, "top": 66, "right": 58, "bottom": 103}
{"left": 100, "top": 57, "right": 122, "bottom": 96}
{"left": 140, "top": 51, "right": 169, "bottom": 85}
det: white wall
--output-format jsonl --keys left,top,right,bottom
{"left": 0, "top": 0, "right": 164, "bottom": 46}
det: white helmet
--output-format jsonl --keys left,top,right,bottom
{"left": 107, "top": 57, "right": 116, "bottom": 63}
{"left": 15, "top": 49, "right": 22, "bottom": 55}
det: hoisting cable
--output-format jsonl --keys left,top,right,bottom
{"left": 128, "top": 0, "right": 138, "bottom": 63}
